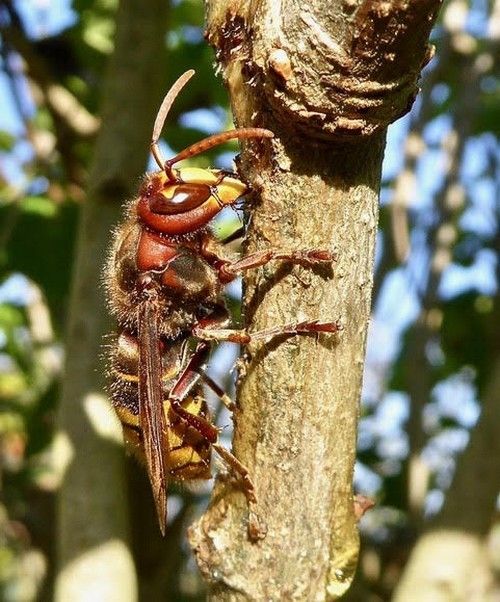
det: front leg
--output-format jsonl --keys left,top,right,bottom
{"left": 193, "top": 319, "right": 342, "bottom": 344}
{"left": 200, "top": 237, "right": 336, "bottom": 284}
{"left": 218, "top": 249, "right": 336, "bottom": 283}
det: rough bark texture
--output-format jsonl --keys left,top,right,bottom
{"left": 55, "top": 1, "right": 169, "bottom": 600}
{"left": 188, "top": 1, "right": 441, "bottom": 600}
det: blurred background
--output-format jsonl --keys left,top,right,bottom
{"left": 0, "top": 0, "right": 498, "bottom": 600}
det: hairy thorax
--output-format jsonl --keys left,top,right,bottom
{"left": 105, "top": 218, "right": 229, "bottom": 338}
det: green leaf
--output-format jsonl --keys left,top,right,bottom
{"left": 0, "top": 131, "right": 15, "bottom": 152}
{"left": 0, "top": 197, "right": 79, "bottom": 330}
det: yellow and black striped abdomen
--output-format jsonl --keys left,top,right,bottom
{"left": 109, "top": 331, "right": 212, "bottom": 481}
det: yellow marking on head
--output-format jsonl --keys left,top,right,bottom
{"left": 177, "top": 167, "right": 247, "bottom": 205}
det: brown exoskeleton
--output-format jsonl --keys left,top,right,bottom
{"left": 105, "top": 70, "right": 339, "bottom": 534}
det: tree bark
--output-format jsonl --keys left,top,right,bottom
{"left": 189, "top": 1, "right": 441, "bottom": 600}
{"left": 55, "top": 1, "right": 169, "bottom": 600}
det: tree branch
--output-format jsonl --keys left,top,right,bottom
{"left": 189, "top": 1, "right": 441, "bottom": 599}
{"left": 206, "top": 0, "right": 440, "bottom": 141}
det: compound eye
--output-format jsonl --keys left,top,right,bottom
{"left": 149, "top": 183, "right": 212, "bottom": 215}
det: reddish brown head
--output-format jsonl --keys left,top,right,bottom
{"left": 139, "top": 69, "right": 273, "bottom": 236}
{"left": 137, "top": 167, "right": 248, "bottom": 235}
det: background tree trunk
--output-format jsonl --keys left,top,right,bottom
{"left": 54, "top": 1, "right": 169, "bottom": 600}
{"left": 189, "top": 1, "right": 441, "bottom": 600}
{"left": 394, "top": 309, "right": 500, "bottom": 600}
